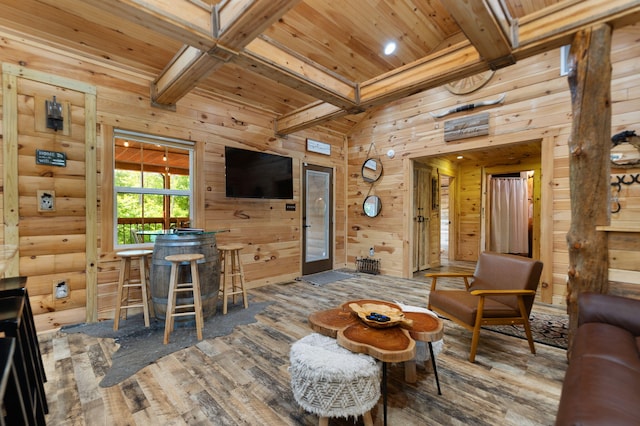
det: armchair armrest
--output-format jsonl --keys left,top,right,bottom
{"left": 424, "top": 273, "right": 473, "bottom": 278}
{"left": 469, "top": 289, "right": 536, "bottom": 296}
{"left": 579, "top": 292, "right": 640, "bottom": 335}
{"left": 425, "top": 272, "right": 474, "bottom": 291}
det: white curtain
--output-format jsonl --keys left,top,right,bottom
{"left": 490, "top": 177, "right": 529, "bottom": 254}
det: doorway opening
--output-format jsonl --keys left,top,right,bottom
{"left": 486, "top": 171, "right": 534, "bottom": 258}
{"left": 410, "top": 139, "right": 541, "bottom": 272}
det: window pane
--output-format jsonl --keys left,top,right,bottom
{"left": 143, "top": 171, "right": 164, "bottom": 189}
{"left": 171, "top": 195, "right": 190, "bottom": 219}
{"left": 115, "top": 169, "right": 141, "bottom": 188}
{"left": 116, "top": 192, "right": 142, "bottom": 218}
{"left": 143, "top": 194, "right": 164, "bottom": 218}
{"left": 170, "top": 174, "right": 190, "bottom": 190}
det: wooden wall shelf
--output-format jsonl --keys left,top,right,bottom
{"left": 597, "top": 225, "right": 640, "bottom": 232}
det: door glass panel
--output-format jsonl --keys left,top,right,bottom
{"left": 305, "top": 170, "right": 330, "bottom": 262}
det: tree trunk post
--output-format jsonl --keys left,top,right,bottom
{"left": 565, "top": 24, "right": 612, "bottom": 357}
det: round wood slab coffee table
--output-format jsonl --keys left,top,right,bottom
{"left": 308, "top": 300, "right": 444, "bottom": 426}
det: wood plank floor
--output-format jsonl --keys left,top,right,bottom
{"left": 39, "top": 263, "right": 567, "bottom": 425}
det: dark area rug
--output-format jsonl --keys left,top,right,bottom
{"left": 483, "top": 312, "right": 568, "bottom": 349}
{"left": 301, "top": 270, "right": 354, "bottom": 286}
{"left": 62, "top": 300, "right": 271, "bottom": 387}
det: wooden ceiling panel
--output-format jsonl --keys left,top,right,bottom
{"left": 196, "top": 61, "right": 319, "bottom": 115}
{"left": 507, "top": 0, "right": 563, "bottom": 18}
{"left": 261, "top": 0, "right": 461, "bottom": 83}
{"left": 0, "top": 0, "right": 636, "bottom": 137}
{"left": 0, "top": 0, "right": 180, "bottom": 74}
{"left": 419, "top": 140, "right": 542, "bottom": 168}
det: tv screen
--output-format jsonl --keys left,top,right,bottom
{"left": 225, "top": 146, "right": 293, "bottom": 199}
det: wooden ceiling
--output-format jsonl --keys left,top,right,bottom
{"left": 0, "top": 0, "right": 638, "bottom": 137}
{"left": 419, "top": 139, "right": 543, "bottom": 168}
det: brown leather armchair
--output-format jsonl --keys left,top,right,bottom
{"left": 427, "top": 252, "right": 543, "bottom": 362}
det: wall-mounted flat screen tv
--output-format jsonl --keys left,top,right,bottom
{"left": 225, "top": 146, "right": 294, "bottom": 199}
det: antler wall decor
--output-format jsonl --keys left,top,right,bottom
{"left": 430, "top": 93, "right": 506, "bottom": 119}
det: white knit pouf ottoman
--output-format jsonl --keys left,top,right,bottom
{"left": 289, "top": 333, "right": 381, "bottom": 426}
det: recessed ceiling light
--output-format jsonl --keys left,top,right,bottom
{"left": 384, "top": 42, "right": 396, "bottom": 55}
{"left": 457, "top": 155, "right": 464, "bottom": 159}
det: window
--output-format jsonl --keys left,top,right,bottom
{"left": 560, "top": 45, "right": 570, "bottom": 76}
{"left": 113, "top": 130, "right": 194, "bottom": 246}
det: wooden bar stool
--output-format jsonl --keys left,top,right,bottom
{"left": 163, "top": 253, "right": 204, "bottom": 345}
{"left": 114, "top": 249, "right": 154, "bottom": 331}
{"left": 218, "top": 243, "right": 249, "bottom": 315}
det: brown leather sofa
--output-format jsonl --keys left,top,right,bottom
{"left": 555, "top": 292, "right": 640, "bottom": 425}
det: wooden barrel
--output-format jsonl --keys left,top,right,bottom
{"left": 150, "top": 232, "right": 220, "bottom": 322}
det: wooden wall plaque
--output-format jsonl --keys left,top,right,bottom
{"left": 444, "top": 112, "right": 490, "bottom": 142}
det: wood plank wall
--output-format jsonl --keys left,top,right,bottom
{"left": 607, "top": 229, "right": 640, "bottom": 296}
{"left": 606, "top": 165, "right": 640, "bottom": 296}
{"left": 0, "top": 34, "right": 346, "bottom": 332}
{"left": 1, "top": 25, "right": 639, "bottom": 332}
{"left": 347, "top": 25, "right": 640, "bottom": 305}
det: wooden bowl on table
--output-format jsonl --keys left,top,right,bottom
{"left": 347, "top": 300, "right": 413, "bottom": 329}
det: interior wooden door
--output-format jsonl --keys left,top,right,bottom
{"left": 413, "top": 165, "right": 431, "bottom": 272}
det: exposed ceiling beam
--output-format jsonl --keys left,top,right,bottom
{"left": 515, "top": 0, "right": 640, "bottom": 56}
{"left": 274, "top": 101, "right": 347, "bottom": 136}
{"left": 485, "top": 0, "right": 519, "bottom": 47}
{"left": 215, "top": 0, "right": 302, "bottom": 50}
{"left": 152, "top": 45, "right": 223, "bottom": 108}
{"left": 442, "top": 0, "right": 516, "bottom": 70}
{"left": 275, "top": 0, "right": 640, "bottom": 135}
{"left": 359, "top": 43, "right": 483, "bottom": 108}
{"left": 238, "top": 37, "right": 360, "bottom": 112}
{"left": 151, "top": 0, "right": 302, "bottom": 107}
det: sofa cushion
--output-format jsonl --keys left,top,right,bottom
{"left": 556, "top": 356, "right": 640, "bottom": 425}
{"left": 571, "top": 322, "right": 640, "bottom": 372}
{"left": 429, "top": 290, "right": 519, "bottom": 326}
{"left": 579, "top": 293, "right": 640, "bottom": 336}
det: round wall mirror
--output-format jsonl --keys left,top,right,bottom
{"left": 362, "top": 158, "right": 383, "bottom": 182}
{"left": 363, "top": 195, "right": 382, "bottom": 217}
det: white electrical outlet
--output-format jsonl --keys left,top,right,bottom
{"left": 37, "top": 190, "right": 56, "bottom": 212}
{"left": 54, "top": 280, "right": 69, "bottom": 299}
